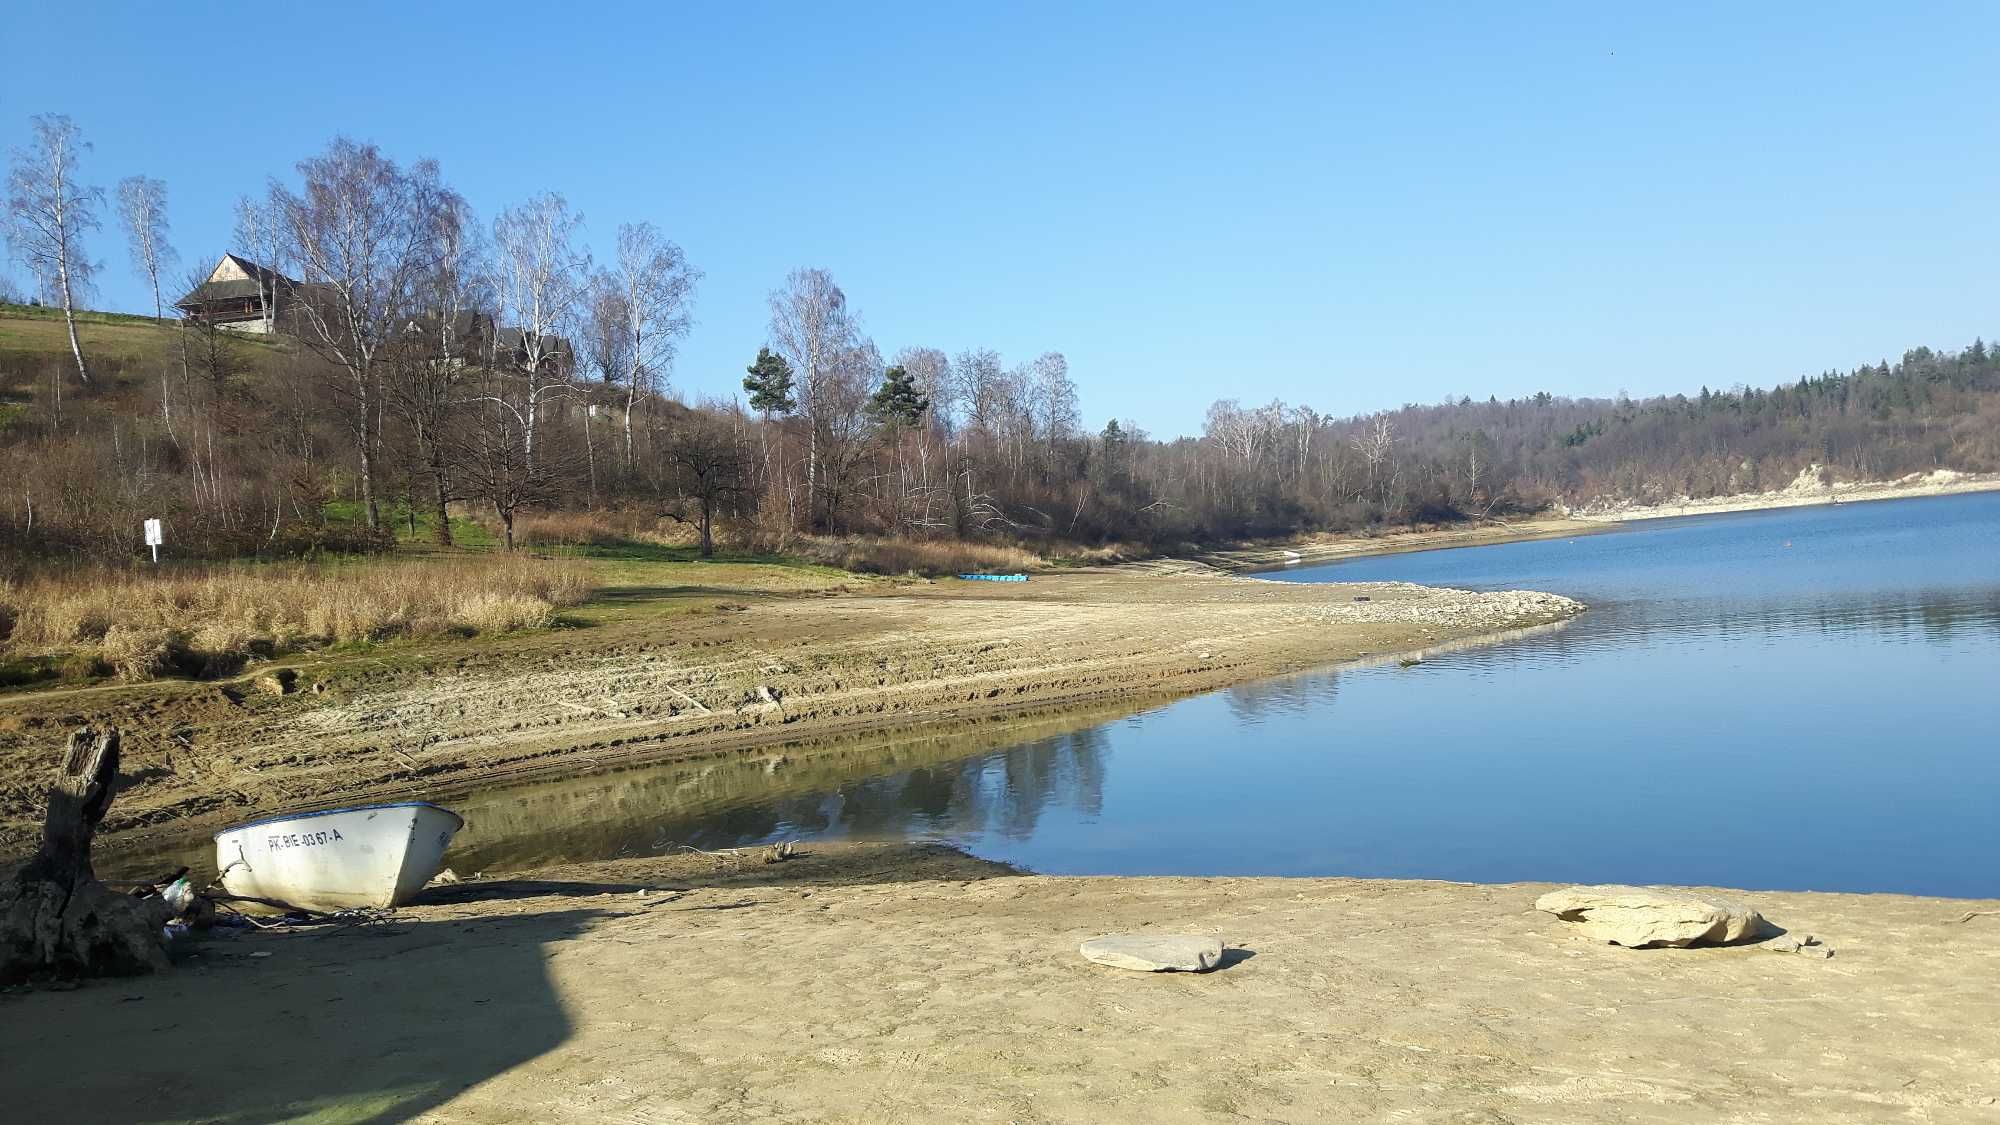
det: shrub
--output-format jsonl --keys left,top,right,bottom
{"left": 98, "top": 624, "right": 180, "bottom": 682}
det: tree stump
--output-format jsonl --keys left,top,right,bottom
{"left": 0, "top": 727, "right": 171, "bottom": 983}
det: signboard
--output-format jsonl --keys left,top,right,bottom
{"left": 144, "top": 517, "right": 163, "bottom": 562}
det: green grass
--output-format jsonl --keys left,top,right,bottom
{"left": 0, "top": 301, "right": 165, "bottom": 328}
{"left": 0, "top": 655, "right": 64, "bottom": 689}
{"left": 0, "top": 305, "right": 289, "bottom": 401}
{"left": 320, "top": 499, "right": 499, "bottom": 551}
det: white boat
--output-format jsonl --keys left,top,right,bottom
{"left": 214, "top": 801, "right": 465, "bottom": 913}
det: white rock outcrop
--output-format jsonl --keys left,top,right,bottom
{"left": 1535, "top": 885, "right": 1765, "bottom": 949}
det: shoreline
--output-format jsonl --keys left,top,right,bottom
{"left": 1197, "top": 516, "right": 1609, "bottom": 572}
{"left": 0, "top": 565, "right": 1583, "bottom": 853}
{"left": 1572, "top": 469, "right": 2000, "bottom": 524}
{"left": 8, "top": 840, "right": 1996, "bottom": 1122}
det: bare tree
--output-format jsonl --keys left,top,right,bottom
{"left": 457, "top": 364, "right": 576, "bottom": 552}
{"left": 610, "top": 222, "right": 698, "bottom": 470}
{"left": 5, "top": 114, "right": 102, "bottom": 384}
{"left": 115, "top": 175, "right": 176, "bottom": 322}
{"left": 895, "top": 346, "right": 954, "bottom": 432}
{"left": 491, "top": 193, "right": 588, "bottom": 473}
{"left": 386, "top": 191, "right": 486, "bottom": 545}
{"left": 662, "top": 399, "right": 753, "bottom": 557}
{"left": 275, "top": 139, "right": 451, "bottom": 530}
{"left": 1352, "top": 416, "right": 1397, "bottom": 507}
{"left": 1029, "top": 351, "right": 1080, "bottom": 443}
{"left": 231, "top": 190, "right": 289, "bottom": 332}
{"left": 953, "top": 348, "right": 1006, "bottom": 436}
{"left": 814, "top": 337, "right": 881, "bottom": 531}
{"left": 767, "top": 268, "right": 858, "bottom": 529}
{"left": 582, "top": 274, "right": 632, "bottom": 385}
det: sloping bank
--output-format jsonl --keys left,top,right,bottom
{"left": 0, "top": 565, "right": 1580, "bottom": 849}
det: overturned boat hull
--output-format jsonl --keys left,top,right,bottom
{"left": 214, "top": 802, "right": 464, "bottom": 912}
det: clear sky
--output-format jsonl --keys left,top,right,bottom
{"left": 3, "top": 2, "right": 1995, "bottom": 436}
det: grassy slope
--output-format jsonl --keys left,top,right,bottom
{"left": 0, "top": 303, "right": 286, "bottom": 397}
{"left": 0, "top": 303, "right": 175, "bottom": 370}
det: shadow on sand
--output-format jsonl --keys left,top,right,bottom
{"left": 1, "top": 907, "right": 588, "bottom": 1124}
{"left": 0, "top": 848, "right": 1018, "bottom": 1123}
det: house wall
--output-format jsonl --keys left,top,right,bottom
{"left": 210, "top": 257, "right": 252, "bottom": 283}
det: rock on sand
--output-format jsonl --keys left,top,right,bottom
{"left": 1535, "top": 885, "right": 1766, "bottom": 948}
{"left": 1079, "top": 933, "right": 1225, "bottom": 972}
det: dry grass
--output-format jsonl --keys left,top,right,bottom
{"left": 512, "top": 509, "right": 692, "bottom": 549}
{"left": 792, "top": 536, "right": 1042, "bottom": 577}
{"left": 0, "top": 556, "right": 596, "bottom": 681}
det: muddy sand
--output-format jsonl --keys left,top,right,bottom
{"left": 4, "top": 841, "right": 1995, "bottom": 1124}
{"left": 0, "top": 567, "right": 1580, "bottom": 849}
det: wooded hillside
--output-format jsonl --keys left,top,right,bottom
{"left": 5, "top": 116, "right": 1995, "bottom": 563}
{"left": 5, "top": 294, "right": 1994, "bottom": 561}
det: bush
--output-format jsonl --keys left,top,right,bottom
{"left": 98, "top": 624, "right": 179, "bottom": 682}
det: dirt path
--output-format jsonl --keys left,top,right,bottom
{"left": 0, "top": 567, "right": 1581, "bottom": 849}
{"left": 5, "top": 842, "right": 1995, "bottom": 1123}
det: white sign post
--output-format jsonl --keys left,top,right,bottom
{"left": 144, "top": 518, "right": 163, "bottom": 563}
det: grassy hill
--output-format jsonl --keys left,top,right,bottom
{"left": 0, "top": 303, "right": 286, "bottom": 398}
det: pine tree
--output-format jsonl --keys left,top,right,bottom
{"left": 866, "top": 364, "right": 928, "bottom": 426}
{"left": 743, "top": 347, "right": 796, "bottom": 415}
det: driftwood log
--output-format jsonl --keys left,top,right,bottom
{"left": 0, "top": 727, "right": 170, "bottom": 983}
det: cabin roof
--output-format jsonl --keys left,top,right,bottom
{"left": 177, "top": 254, "right": 301, "bottom": 309}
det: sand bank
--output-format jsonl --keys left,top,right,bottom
{"left": 1573, "top": 468, "right": 2000, "bottom": 523}
{"left": 1195, "top": 517, "right": 1607, "bottom": 572}
{"left": 5, "top": 841, "right": 1995, "bottom": 1123}
{"left": 0, "top": 567, "right": 1580, "bottom": 849}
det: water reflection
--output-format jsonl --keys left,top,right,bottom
{"left": 1223, "top": 673, "right": 1338, "bottom": 724}
{"left": 103, "top": 703, "right": 1130, "bottom": 881}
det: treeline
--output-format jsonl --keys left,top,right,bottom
{"left": 5, "top": 112, "right": 1998, "bottom": 563}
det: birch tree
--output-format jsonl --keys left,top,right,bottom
{"left": 767, "top": 268, "right": 857, "bottom": 530}
{"left": 232, "top": 190, "right": 289, "bottom": 332}
{"left": 491, "top": 193, "right": 588, "bottom": 472}
{"left": 5, "top": 114, "right": 101, "bottom": 384}
{"left": 275, "top": 139, "right": 448, "bottom": 529}
{"left": 115, "top": 175, "right": 176, "bottom": 322}
{"left": 609, "top": 221, "right": 698, "bottom": 469}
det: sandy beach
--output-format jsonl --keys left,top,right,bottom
{"left": 0, "top": 565, "right": 1580, "bottom": 851}
{"left": 1572, "top": 468, "right": 2000, "bottom": 523}
{"left": 5, "top": 841, "right": 1996, "bottom": 1123}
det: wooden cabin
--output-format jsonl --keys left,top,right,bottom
{"left": 176, "top": 254, "right": 299, "bottom": 333}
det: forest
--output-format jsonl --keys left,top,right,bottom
{"left": 6, "top": 114, "right": 1998, "bottom": 566}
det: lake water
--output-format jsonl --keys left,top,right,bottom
{"left": 117, "top": 492, "right": 2000, "bottom": 896}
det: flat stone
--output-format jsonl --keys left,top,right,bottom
{"left": 1535, "top": 885, "right": 1766, "bottom": 949}
{"left": 1079, "top": 933, "right": 1225, "bottom": 972}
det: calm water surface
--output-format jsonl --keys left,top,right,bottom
{"left": 118, "top": 492, "right": 2000, "bottom": 896}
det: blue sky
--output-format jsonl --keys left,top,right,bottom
{"left": 3, "top": 2, "right": 1995, "bottom": 436}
